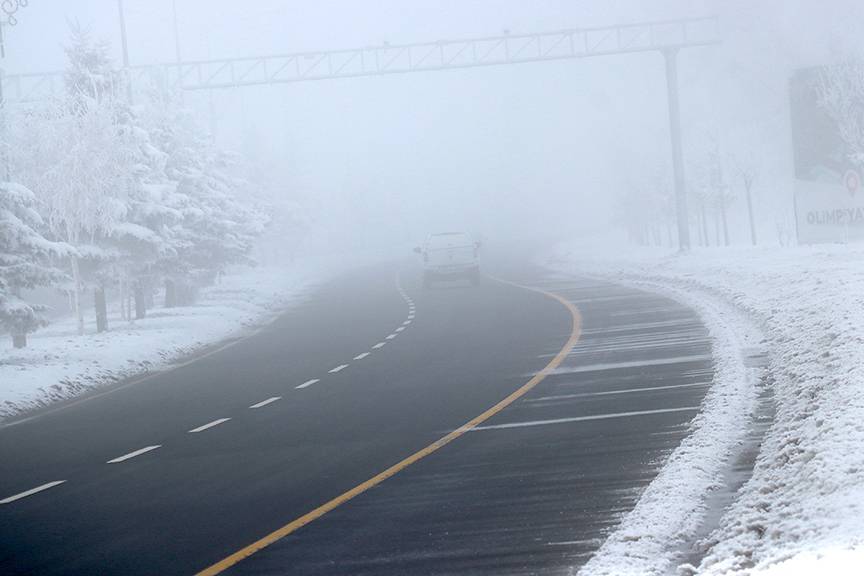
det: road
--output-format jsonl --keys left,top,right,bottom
{"left": 0, "top": 260, "right": 712, "bottom": 575}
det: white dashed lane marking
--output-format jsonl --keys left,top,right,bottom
{"left": 0, "top": 481, "right": 66, "bottom": 504}
{"left": 5, "top": 274, "right": 419, "bottom": 507}
{"left": 106, "top": 445, "right": 162, "bottom": 464}
{"left": 249, "top": 397, "right": 281, "bottom": 409}
{"left": 188, "top": 418, "right": 231, "bottom": 433}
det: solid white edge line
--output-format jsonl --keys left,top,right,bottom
{"left": 188, "top": 418, "right": 231, "bottom": 433}
{"left": 528, "top": 382, "right": 709, "bottom": 402}
{"left": 249, "top": 397, "right": 281, "bottom": 409}
{"left": 372, "top": 342, "right": 386, "bottom": 349}
{"left": 471, "top": 407, "right": 701, "bottom": 431}
{"left": 0, "top": 480, "right": 67, "bottom": 504}
{"left": 106, "top": 445, "right": 162, "bottom": 464}
{"left": 353, "top": 352, "right": 370, "bottom": 360}
{"left": 296, "top": 378, "right": 320, "bottom": 389}
{"left": 329, "top": 364, "right": 348, "bottom": 373}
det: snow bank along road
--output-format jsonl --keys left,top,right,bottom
{"left": 0, "top": 265, "right": 321, "bottom": 420}
{"left": 0, "top": 261, "right": 714, "bottom": 575}
{"left": 549, "top": 244, "right": 864, "bottom": 575}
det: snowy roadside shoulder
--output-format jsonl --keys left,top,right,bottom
{"left": 0, "top": 263, "right": 326, "bottom": 422}
{"left": 548, "top": 246, "right": 763, "bottom": 576}
{"left": 547, "top": 241, "right": 864, "bottom": 575}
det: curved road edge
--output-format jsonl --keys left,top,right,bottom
{"left": 0, "top": 268, "right": 329, "bottom": 429}
{"left": 549, "top": 269, "right": 768, "bottom": 576}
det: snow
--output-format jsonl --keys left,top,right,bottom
{"left": 108, "top": 221, "right": 162, "bottom": 243}
{"left": 0, "top": 263, "right": 326, "bottom": 422}
{"left": 751, "top": 547, "right": 864, "bottom": 576}
{"left": 546, "top": 241, "right": 864, "bottom": 575}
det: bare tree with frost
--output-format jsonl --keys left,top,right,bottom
{"left": 730, "top": 156, "right": 759, "bottom": 245}
{"left": 817, "top": 56, "right": 864, "bottom": 166}
{"left": 614, "top": 166, "right": 674, "bottom": 247}
{"left": 10, "top": 29, "right": 132, "bottom": 334}
{"left": 691, "top": 140, "right": 735, "bottom": 247}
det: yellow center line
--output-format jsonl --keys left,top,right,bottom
{"left": 195, "top": 277, "right": 582, "bottom": 576}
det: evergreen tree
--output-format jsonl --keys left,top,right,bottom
{"left": 0, "top": 182, "right": 73, "bottom": 347}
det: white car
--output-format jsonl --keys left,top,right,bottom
{"left": 415, "top": 232, "right": 481, "bottom": 287}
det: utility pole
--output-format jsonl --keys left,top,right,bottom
{"left": 172, "top": 0, "right": 182, "bottom": 63}
{"left": 117, "top": 0, "right": 133, "bottom": 102}
{"left": 0, "top": 2, "right": 31, "bottom": 182}
{"left": 0, "top": 22, "right": 9, "bottom": 182}
{"left": 744, "top": 172, "right": 757, "bottom": 245}
{"left": 663, "top": 48, "right": 691, "bottom": 251}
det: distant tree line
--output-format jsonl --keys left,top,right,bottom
{"left": 0, "top": 27, "right": 268, "bottom": 348}
{"left": 617, "top": 52, "right": 864, "bottom": 250}
{"left": 615, "top": 140, "right": 766, "bottom": 249}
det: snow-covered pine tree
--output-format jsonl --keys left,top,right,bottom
{"left": 6, "top": 24, "right": 268, "bottom": 337}
{"left": 9, "top": 27, "right": 134, "bottom": 334}
{"left": 64, "top": 22, "right": 119, "bottom": 108}
{"left": 179, "top": 149, "right": 267, "bottom": 279}
{"left": 0, "top": 182, "right": 73, "bottom": 347}
{"left": 106, "top": 105, "right": 181, "bottom": 319}
{"left": 139, "top": 93, "right": 267, "bottom": 304}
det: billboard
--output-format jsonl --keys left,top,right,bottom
{"left": 790, "top": 67, "right": 864, "bottom": 243}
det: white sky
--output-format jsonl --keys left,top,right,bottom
{"left": 3, "top": 1, "right": 861, "bottom": 251}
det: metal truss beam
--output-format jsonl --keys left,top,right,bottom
{"left": 2, "top": 16, "right": 718, "bottom": 102}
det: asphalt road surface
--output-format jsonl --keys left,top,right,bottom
{"left": 0, "top": 260, "right": 712, "bottom": 576}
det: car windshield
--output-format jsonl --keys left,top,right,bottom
{"left": 428, "top": 233, "right": 473, "bottom": 248}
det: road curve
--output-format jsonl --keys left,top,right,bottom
{"left": 0, "top": 261, "right": 712, "bottom": 575}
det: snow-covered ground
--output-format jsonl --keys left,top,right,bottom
{"left": 546, "top": 241, "right": 864, "bottom": 575}
{"left": 0, "top": 263, "right": 329, "bottom": 422}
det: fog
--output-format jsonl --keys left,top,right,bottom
{"left": 8, "top": 3, "right": 864, "bottom": 574}
{"left": 4, "top": 0, "right": 859, "bottom": 260}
